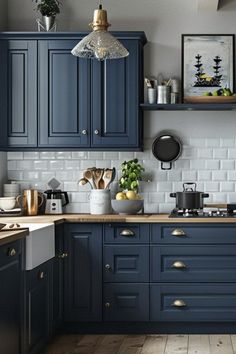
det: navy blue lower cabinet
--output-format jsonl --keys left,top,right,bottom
{"left": 103, "top": 283, "right": 149, "bottom": 321}
{"left": 151, "top": 224, "right": 236, "bottom": 244}
{"left": 104, "top": 224, "right": 149, "bottom": 244}
{"left": 150, "top": 283, "right": 236, "bottom": 322}
{"left": 0, "top": 240, "right": 23, "bottom": 354}
{"left": 151, "top": 245, "right": 236, "bottom": 282}
{"left": 64, "top": 224, "right": 102, "bottom": 322}
{"left": 103, "top": 245, "right": 149, "bottom": 282}
{"left": 25, "top": 260, "right": 53, "bottom": 354}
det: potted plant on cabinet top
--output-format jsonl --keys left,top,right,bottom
{"left": 34, "top": 0, "right": 61, "bottom": 31}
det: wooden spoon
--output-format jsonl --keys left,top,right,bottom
{"left": 83, "top": 170, "right": 96, "bottom": 189}
{"left": 78, "top": 178, "right": 92, "bottom": 189}
{"left": 102, "top": 169, "right": 113, "bottom": 190}
{"left": 93, "top": 169, "right": 104, "bottom": 189}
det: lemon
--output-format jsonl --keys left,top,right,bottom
{"left": 116, "top": 192, "right": 127, "bottom": 200}
{"left": 126, "top": 190, "right": 137, "bottom": 200}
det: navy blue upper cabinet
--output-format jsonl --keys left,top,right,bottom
{"left": 0, "top": 40, "right": 37, "bottom": 148}
{"left": 38, "top": 40, "right": 90, "bottom": 148}
{"left": 91, "top": 38, "right": 143, "bottom": 149}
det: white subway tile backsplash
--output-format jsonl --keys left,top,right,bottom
{"left": 7, "top": 137, "right": 236, "bottom": 213}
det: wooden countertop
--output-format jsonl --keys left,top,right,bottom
{"left": 1, "top": 213, "right": 236, "bottom": 224}
{"left": 0, "top": 229, "right": 29, "bottom": 246}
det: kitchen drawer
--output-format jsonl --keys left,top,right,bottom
{"left": 103, "top": 283, "right": 149, "bottom": 321}
{"left": 0, "top": 240, "right": 21, "bottom": 266}
{"left": 150, "top": 283, "right": 236, "bottom": 322}
{"left": 151, "top": 245, "right": 236, "bottom": 282}
{"left": 103, "top": 245, "right": 149, "bottom": 282}
{"left": 151, "top": 224, "right": 236, "bottom": 244}
{"left": 104, "top": 224, "right": 149, "bottom": 243}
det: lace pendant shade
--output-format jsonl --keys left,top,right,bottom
{"left": 71, "top": 5, "right": 129, "bottom": 61}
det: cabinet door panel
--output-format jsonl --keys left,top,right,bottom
{"left": 64, "top": 224, "right": 102, "bottom": 322}
{"left": 0, "top": 40, "right": 37, "bottom": 147}
{"left": 104, "top": 283, "right": 149, "bottom": 321}
{"left": 38, "top": 40, "right": 90, "bottom": 147}
{"left": 104, "top": 245, "right": 149, "bottom": 282}
{"left": 91, "top": 40, "right": 141, "bottom": 148}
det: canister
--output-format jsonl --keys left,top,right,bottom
{"left": 89, "top": 189, "right": 111, "bottom": 214}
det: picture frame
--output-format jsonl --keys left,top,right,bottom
{"left": 182, "top": 34, "right": 235, "bottom": 101}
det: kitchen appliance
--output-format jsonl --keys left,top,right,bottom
{"left": 169, "top": 205, "right": 236, "bottom": 218}
{"left": 170, "top": 182, "right": 209, "bottom": 210}
{"left": 152, "top": 133, "right": 182, "bottom": 170}
{"left": 16, "top": 189, "right": 44, "bottom": 216}
{"left": 44, "top": 190, "right": 69, "bottom": 214}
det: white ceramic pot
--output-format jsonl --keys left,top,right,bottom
{"left": 89, "top": 190, "right": 111, "bottom": 215}
{"left": 0, "top": 197, "right": 16, "bottom": 210}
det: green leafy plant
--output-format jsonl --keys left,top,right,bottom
{"left": 33, "top": 0, "right": 61, "bottom": 17}
{"left": 119, "top": 159, "right": 145, "bottom": 191}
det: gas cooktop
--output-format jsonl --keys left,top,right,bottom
{"left": 169, "top": 208, "right": 236, "bottom": 218}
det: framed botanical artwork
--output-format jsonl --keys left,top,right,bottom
{"left": 182, "top": 34, "right": 235, "bottom": 100}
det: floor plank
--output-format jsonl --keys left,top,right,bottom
{"left": 188, "top": 335, "right": 210, "bottom": 354}
{"left": 141, "top": 335, "right": 167, "bottom": 354}
{"left": 209, "top": 335, "right": 234, "bottom": 354}
{"left": 70, "top": 335, "right": 104, "bottom": 354}
{"left": 118, "top": 335, "right": 146, "bottom": 354}
{"left": 164, "top": 335, "right": 188, "bottom": 354}
{"left": 93, "top": 335, "right": 125, "bottom": 354}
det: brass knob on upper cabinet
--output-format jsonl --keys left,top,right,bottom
{"left": 105, "top": 264, "right": 111, "bottom": 271}
{"left": 94, "top": 129, "right": 99, "bottom": 135}
{"left": 8, "top": 248, "right": 16, "bottom": 257}
{"left": 58, "top": 253, "right": 68, "bottom": 259}
{"left": 105, "top": 302, "right": 111, "bottom": 308}
{"left": 82, "top": 130, "right": 88, "bottom": 135}
{"left": 171, "top": 228, "right": 186, "bottom": 237}
{"left": 171, "top": 261, "right": 187, "bottom": 269}
{"left": 38, "top": 271, "right": 44, "bottom": 279}
{"left": 120, "top": 229, "right": 135, "bottom": 237}
{"left": 171, "top": 299, "right": 187, "bottom": 307}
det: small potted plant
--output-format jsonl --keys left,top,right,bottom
{"left": 112, "top": 159, "right": 145, "bottom": 215}
{"left": 33, "top": 0, "right": 61, "bottom": 31}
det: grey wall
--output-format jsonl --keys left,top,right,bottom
{"left": 0, "top": 0, "right": 8, "bottom": 195}
{"left": 5, "top": 0, "right": 236, "bottom": 212}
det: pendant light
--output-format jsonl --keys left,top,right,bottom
{"left": 71, "top": 4, "right": 129, "bottom": 61}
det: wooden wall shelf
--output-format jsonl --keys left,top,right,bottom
{"left": 140, "top": 103, "right": 236, "bottom": 111}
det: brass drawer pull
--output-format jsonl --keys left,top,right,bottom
{"left": 120, "top": 229, "right": 135, "bottom": 237}
{"left": 105, "top": 264, "right": 111, "bottom": 271}
{"left": 172, "top": 299, "right": 187, "bottom": 308}
{"left": 8, "top": 248, "right": 16, "bottom": 257}
{"left": 105, "top": 302, "right": 111, "bottom": 308}
{"left": 171, "top": 261, "right": 187, "bottom": 269}
{"left": 171, "top": 229, "right": 186, "bottom": 237}
{"left": 58, "top": 253, "right": 68, "bottom": 259}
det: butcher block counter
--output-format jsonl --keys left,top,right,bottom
{"left": 0, "top": 229, "right": 29, "bottom": 246}
{"left": 1, "top": 213, "right": 236, "bottom": 224}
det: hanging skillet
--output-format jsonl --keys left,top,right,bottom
{"left": 152, "top": 133, "right": 182, "bottom": 170}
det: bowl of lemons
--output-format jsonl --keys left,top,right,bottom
{"left": 111, "top": 190, "right": 144, "bottom": 215}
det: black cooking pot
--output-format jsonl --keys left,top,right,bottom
{"left": 170, "top": 183, "right": 209, "bottom": 210}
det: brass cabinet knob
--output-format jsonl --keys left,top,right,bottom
{"left": 120, "top": 229, "right": 135, "bottom": 237}
{"left": 58, "top": 253, "right": 68, "bottom": 259}
{"left": 171, "top": 261, "right": 187, "bottom": 269}
{"left": 105, "top": 264, "right": 111, "bottom": 271}
{"left": 38, "top": 271, "right": 44, "bottom": 279}
{"left": 171, "top": 299, "right": 187, "bottom": 307}
{"left": 8, "top": 248, "right": 16, "bottom": 257}
{"left": 82, "top": 129, "right": 88, "bottom": 135}
{"left": 105, "top": 302, "right": 111, "bottom": 308}
{"left": 171, "top": 228, "right": 186, "bottom": 237}
{"left": 94, "top": 129, "right": 99, "bottom": 135}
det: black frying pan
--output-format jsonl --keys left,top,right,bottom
{"left": 152, "top": 134, "right": 182, "bottom": 170}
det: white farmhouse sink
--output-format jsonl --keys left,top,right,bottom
{"left": 22, "top": 223, "right": 55, "bottom": 270}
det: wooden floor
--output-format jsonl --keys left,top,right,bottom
{"left": 43, "top": 334, "right": 236, "bottom": 354}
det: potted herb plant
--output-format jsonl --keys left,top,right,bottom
{"left": 34, "top": 0, "right": 61, "bottom": 31}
